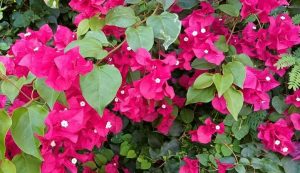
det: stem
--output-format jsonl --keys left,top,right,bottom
{"left": 226, "top": 21, "right": 237, "bottom": 45}
{"left": 224, "top": 143, "right": 239, "bottom": 164}
{"left": 254, "top": 14, "right": 262, "bottom": 28}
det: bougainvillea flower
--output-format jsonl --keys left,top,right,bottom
{"left": 216, "top": 160, "right": 234, "bottom": 173}
{"left": 258, "top": 119, "right": 295, "bottom": 155}
{"left": 285, "top": 90, "right": 300, "bottom": 107}
{"left": 190, "top": 118, "right": 224, "bottom": 144}
{"left": 290, "top": 113, "right": 300, "bottom": 130}
{"left": 179, "top": 157, "right": 200, "bottom": 173}
{"left": 54, "top": 25, "right": 75, "bottom": 50}
{"left": 0, "top": 95, "right": 6, "bottom": 109}
{"left": 212, "top": 96, "right": 229, "bottom": 114}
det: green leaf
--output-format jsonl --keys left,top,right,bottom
{"left": 125, "top": 0, "right": 141, "bottom": 4}
{"left": 193, "top": 73, "right": 214, "bottom": 89}
{"left": 234, "top": 54, "right": 253, "bottom": 67}
{"left": 179, "top": 108, "right": 194, "bottom": 123}
{"left": 126, "top": 150, "right": 137, "bottom": 158}
{"left": 232, "top": 120, "right": 249, "bottom": 140}
{"left": 223, "top": 61, "right": 246, "bottom": 88}
{"left": 12, "top": 153, "right": 41, "bottom": 173}
{"left": 0, "top": 62, "right": 6, "bottom": 75}
{"left": 196, "top": 154, "right": 209, "bottom": 166}
{"left": 281, "top": 157, "right": 300, "bottom": 173}
{"left": 34, "top": 79, "right": 61, "bottom": 109}
{"left": 105, "top": 6, "right": 138, "bottom": 28}
{"left": 0, "top": 159, "right": 16, "bottom": 173}
{"left": 213, "top": 73, "right": 234, "bottom": 97}
{"left": 125, "top": 26, "right": 154, "bottom": 51}
{"left": 156, "top": 0, "right": 175, "bottom": 10}
{"left": 177, "top": 0, "right": 198, "bottom": 9}
{"left": 235, "top": 164, "right": 246, "bottom": 173}
{"left": 89, "top": 16, "right": 105, "bottom": 31}
{"left": 1, "top": 76, "right": 27, "bottom": 102}
{"left": 140, "top": 158, "right": 151, "bottom": 170}
{"left": 65, "top": 38, "right": 104, "bottom": 59}
{"left": 215, "top": 35, "right": 229, "bottom": 52}
{"left": 0, "top": 111, "right": 12, "bottom": 159}
{"left": 292, "top": 14, "right": 300, "bottom": 25}
{"left": 218, "top": 4, "right": 239, "bottom": 17}
{"left": 186, "top": 86, "right": 216, "bottom": 105}
{"left": 120, "top": 141, "right": 130, "bottom": 156}
{"left": 223, "top": 87, "right": 244, "bottom": 120}
{"left": 44, "top": 0, "right": 59, "bottom": 8}
{"left": 77, "top": 19, "right": 90, "bottom": 37}
{"left": 11, "top": 105, "right": 48, "bottom": 160}
{"left": 80, "top": 65, "right": 122, "bottom": 116}
{"left": 191, "top": 58, "right": 217, "bottom": 70}
{"left": 85, "top": 31, "right": 109, "bottom": 45}
{"left": 221, "top": 145, "right": 233, "bottom": 156}
{"left": 272, "top": 96, "right": 288, "bottom": 114}
{"left": 146, "top": 12, "right": 181, "bottom": 50}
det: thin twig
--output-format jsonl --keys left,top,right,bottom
{"left": 226, "top": 22, "right": 237, "bottom": 45}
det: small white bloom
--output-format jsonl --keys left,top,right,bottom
{"left": 183, "top": 37, "right": 189, "bottom": 42}
{"left": 33, "top": 47, "right": 39, "bottom": 52}
{"left": 192, "top": 31, "right": 198, "bottom": 36}
{"left": 252, "top": 26, "right": 257, "bottom": 30}
{"left": 127, "top": 47, "right": 132, "bottom": 51}
{"left": 61, "top": 120, "right": 68, "bottom": 128}
{"left": 296, "top": 97, "right": 300, "bottom": 102}
{"left": 155, "top": 78, "right": 161, "bottom": 84}
{"left": 161, "top": 104, "right": 166, "bottom": 109}
{"left": 215, "top": 125, "right": 220, "bottom": 130}
{"left": 280, "top": 16, "right": 286, "bottom": 20}
{"left": 115, "top": 98, "right": 119, "bottom": 102}
{"left": 265, "top": 76, "right": 271, "bottom": 81}
{"left": 120, "top": 90, "right": 125, "bottom": 95}
{"left": 176, "top": 60, "right": 180, "bottom": 66}
{"left": 94, "top": 129, "right": 98, "bottom": 133}
{"left": 201, "top": 28, "right": 206, "bottom": 33}
{"left": 204, "top": 49, "right": 209, "bottom": 54}
{"left": 275, "top": 140, "right": 281, "bottom": 145}
{"left": 71, "top": 158, "right": 77, "bottom": 165}
{"left": 282, "top": 147, "right": 288, "bottom": 152}
{"left": 24, "top": 32, "right": 31, "bottom": 37}
{"left": 80, "top": 101, "right": 86, "bottom": 107}
{"left": 106, "top": 121, "right": 112, "bottom": 129}
{"left": 50, "top": 141, "right": 56, "bottom": 147}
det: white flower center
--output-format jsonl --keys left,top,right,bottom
{"left": 265, "top": 76, "right": 271, "bottom": 81}
{"left": 113, "top": 163, "right": 117, "bottom": 166}
{"left": 282, "top": 147, "right": 288, "bottom": 152}
{"left": 24, "top": 32, "right": 31, "bottom": 37}
{"left": 252, "top": 26, "right": 257, "bottom": 30}
{"left": 115, "top": 97, "right": 119, "bottom": 102}
{"left": 204, "top": 49, "right": 209, "bottom": 54}
{"left": 94, "top": 129, "right": 97, "bottom": 133}
{"left": 80, "top": 101, "right": 85, "bottom": 107}
{"left": 261, "top": 100, "right": 266, "bottom": 104}
{"left": 183, "top": 37, "right": 189, "bottom": 42}
{"left": 106, "top": 121, "right": 112, "bottom": 129}
{"left": 192, "top": 31, "right": 198, "bottom": 36}
{"left": 296, "top": 97, "right": 300, "bottom": 102}
{"left": 176, "top": 60, "right": 180, "bottom": 66}
{"left": 155, "top": 78, "right": 161, "bottom": 83}
{"left": 219, "top": 18, "right": 223, "bottom": 21}
{"left": 201, "top": 28, "right": 206, "bottom": 33}
{"left": 274, "top": 140, "right": 281, "bottom": 145}
{"left": 61, "top": 120, "right": 68, "bottom": 128}
{"left": 161, "top": 104, "right": 166, "bottom": 109}
{"left": 108, "top": 58, "right": 112, "bottom": 62}
{"left": 50, "top": 140, "right": 56, "bottom": 147}
{"left": 215, "top": 125, "right": 220, "bottom": 130}
{"left": 71, "top": 158, "right": 77, "bottom": 164}
{"left": 120, "top": 90, "right": 125, "bottom": 95}
{"left": 280, "top": 16, "right": 286, "bottom": 20}
{"left": 127, "top": 47, "right": 132, "bottom": 51}
{"left": 33, "top": 47, "right": 39, "bottom": 52}
{"left": 64, "top": 108, "right": 68, "bottom": 111}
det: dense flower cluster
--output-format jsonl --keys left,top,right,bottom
{"left": 0, "top": 0, "right": 300, "bottom": 172}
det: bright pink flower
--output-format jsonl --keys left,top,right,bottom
{"left": 212, "top": 96, "right": 229, "bottom": 114}
{"left": 5, "top": 132, "right": 21, "bottom": 160}
{"left": 290, "top": 113, "right": 300, "bottom": 130}
{"left": 18, "top": 24, "right": 53, "bottom": 44}
{"left": 190, "top": 118, "right": 224, "bottom": 144}
{"left": 105, "top": 155, "right": 120, "bottom": 173}
{"left": 243, "top": 89, "right": 270, "bottom": 111}
{"left": 179, "top": 157, "right": 199, "bottom": 173}
{"left": 54, "top": 25, "right": 75, "bottom": 50}
{"left": 44, "top": 109, "right": 85, "bottom": 143}
{"left": 0, "top": 95, "right": 6, "bottom": 109}
{"left": 285, "top": 90, "right": 300, "bottom": 108}
{"left": 258, "top": 119, "right": 295, "bottom": 155}
{"left": 216, "top": 160, "right": 234, "bottom": 173}
{"left": 46, "top": 48, "right": 93, "bottom": 91}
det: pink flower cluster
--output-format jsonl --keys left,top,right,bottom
{"left": 40, "top": 86, "right": 122, "bottom": 172}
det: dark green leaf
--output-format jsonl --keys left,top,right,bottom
{"left": 223, "top": 61, "right": 246, "bottom": 88}
{"left": 272, "top": 96, "right": 288, "bottom": 114}
{"left": 177, "top": 0, "right": 198, "bottom": 9}
{"left": 179, "top": 109, "right": 194, "bottom": 123}
{"left": 232, "top": 120, "right": 249, "bottom": 140}
{"left": 186, "top": 86, "right": 216, "bottom": 105}
{"left": 191, "top": 58, "right": 217, "bottom": 70}
{"left": 215, "top": 35, "right": 229, "bottom": 52}
{"left": 157, "top": 0, "right": 175, "bottom": 10}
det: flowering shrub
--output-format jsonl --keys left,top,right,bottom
{"left": 0, "top": 0, "right": 300, "bottom": 172}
